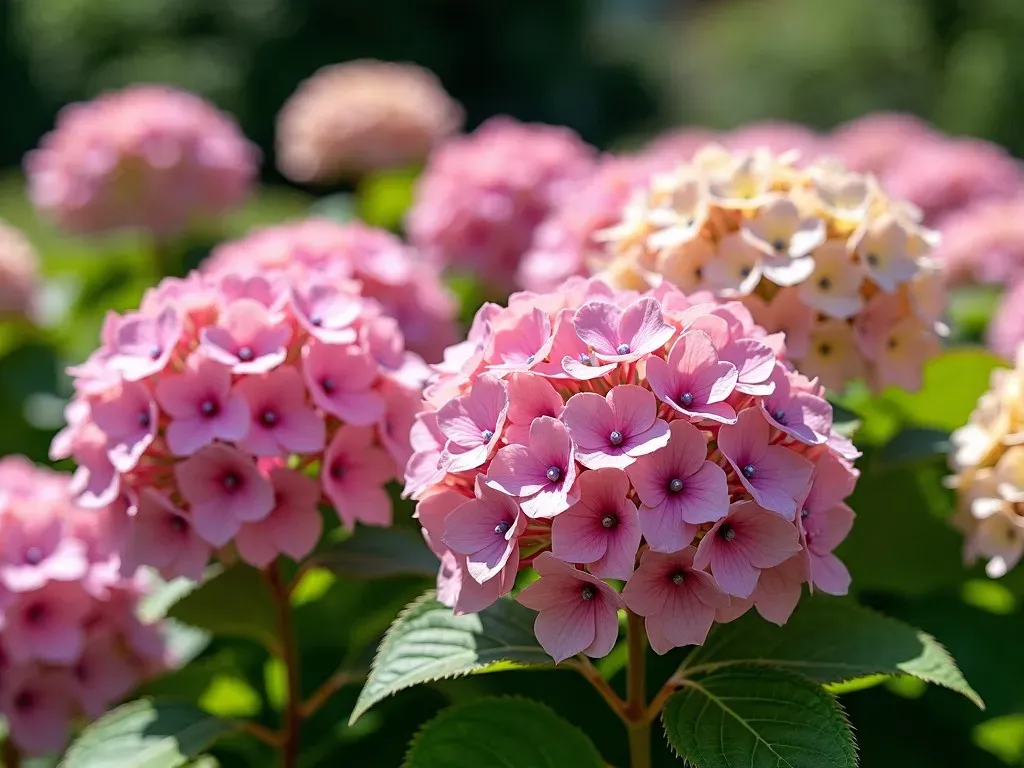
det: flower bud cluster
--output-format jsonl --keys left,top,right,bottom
{"left": 0, "top": 458, "right": 168, "bottom": 755}
{"left": 407, "top": 277, "right": 859, "bottom": 661}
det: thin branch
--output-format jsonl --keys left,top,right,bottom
{"left": 266, "top": 564, "right": 302, "bottom": 768}
{"left": 299, "top": 670, "right": 359, "bottom": 720}
{"left": 240, "top": 721, "right": 285, "bottom": 749}
{"left": 567, "top": 656, "right": 629, "bottom": 721}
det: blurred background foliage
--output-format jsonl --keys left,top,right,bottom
{"left": 4, "top": 0, "right": 1024, "bottom": 766}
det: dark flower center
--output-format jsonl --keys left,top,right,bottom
{"left": 169, "top": 516, "right": 188, "bottom": 533}
{"left": 25, "top": 603, "right": 46, "bottom": 624}
{"left": 718, "top": 523, "right": 736, "bottom": 541}
{"left": 237, "top": 345, "right": 255, "bottom": 362}
{"left": 138, "top": 411, "right": 151, "bottom": 429}
{"left": 741, "top": 464, "right": 757, "bottom": 479}
{"left": 886, "top": 336, "right": 899, "bottom": 351}
{"left": 526, "top": 355, "right": 536, "bottom": 364}
{"left": 801, "top": 507, "right": 810, "bottom": 518}
{"left": 200, "top": 399, "right": 219, "bottom": 417}
{"left": 23, "top": 546, "right": 43, "bottom": 566}
{"left": 221, "top": 472, "right": 242, "bottom": 492}
{"left": 330, "top": 462, "right": 347, "bottom": 480}
{"left": 546, "top": 466, "right": 562, "bottom": 483}
{"left": 818, "top": 276, "right": 832, "bottom": 290}
{"left": 493, "top": 520, "right": 511, "bottom": 536}
{"left": 259, "top": 410, "right": 279, "bottom": 428}
{"left": 13, "top": 691, "right": 35, "bottom": 712}
{"left": 739, "top": 266, "right": 752, "bottom": 278}
{"left": 321, "top": 378, "right": 336, "bottom": 394}
{"left": 616, "top": 343, "right": 630, "bottom": 355}
{"left": 668, "top": 478, "right": 684, "bottom": 494}
{"left": 309, "top": 314, "right": 323, "bottom": 327}
{"left": 771, "top": 408, "right": 787, "bottom": 424}
{"left": 580, "top": 353, "right": 592, "bottom": 366}
{"left": 818, "top": 343, "right": 832, "bottom": 357}
{"left": 670, "top": 570, "right": 685, "bottom": 585}
{"left": 581, "top": 585, "right": 597, "bottom": 601}
{"left": 601, "top": 514, "right": 619, "bottom": 529}
{"left": 481, "top": 429, "right": 495, "bottom": 441}
{"left": 772, "top": 239, "right": 786, "bottom": 251}
{"left": 866, "top": 253, "right": 879, "bottom": 267}
{"left": 679, "top": 392, "right": 694, "bottom": 408}
{"left": 609, "top": 430, "right": 624, "bottom": 446}
{"left": 149, "top": 345, "right": 162, "bottom": 360}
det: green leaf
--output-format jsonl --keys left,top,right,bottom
{"left": 308, "top": 527, "right": 440, "bottom": 580}
{"left": 309, "top": 193, "right": 358, "bottom": 224}
{"left": 60, "top": 699, "right": 237, "bottom": 768}
{"left": 167, "top": 564, "right": 279, "bottom": 654}
{"left": 662, "top": 665, "right": 857, "bottom": 768}
{"left": 350, "top": 591, "right": 550, "bottom": 724}
{"left": 404, "top": 697, "right": 604, "bottom": 768}
{"left": 878, "top": 427, "right": 951, "bottom": 467}
{"left": 357, "top": 167, "right": 419, "bottom": 230}
{"left": 680, "top": 598, "right": 983, "bottom": 708}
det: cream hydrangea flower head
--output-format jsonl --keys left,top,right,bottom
{"left": 947, "top": 346, "right": 1024, "bottom": 578}
{"left": 594, "top": 145, "right": 945, "bottom": 393}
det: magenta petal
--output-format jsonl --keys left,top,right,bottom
{"left": 638, "top": 505, "right": 698, "bottom": 554}
{"left": 507, "top": 373, "right": 563, "bottom": 424}
{"left": 677, "top": 462, "right": 730, "bottom": 524}
{"left": 609, "top": 384, "right": 658, "bottom": 435}
{"left": 809, "top": 552, "right": 851, "bottom": 596}
{"left": 744, "top": 446, "right": 814, "bottom": 519}
{"left": 753, "top": 557, "right": 805, "bottom": 625}
{"left": 725, "top": 339, "right": 776, "bottom": 387}
{"left": 190, "top": 501, "right": 243, "bottom": 547}
{"left": 584, "top": 599, "right": 621, "bottom": 658}
{"left": 551, "top": 508, "right": 611, "bottom": 564}
{"left": 659, "top": 587, "right": 717, "bottom": 648}
{"left": 574, "top": 301, "right": 623, "bottom": 357}
{"left": 561, "top": 392, "right": 613, "bottom": 451}
{"left": 645, "top": 614, "right": 676, "bottom": 655}
{"left": 733, "top": 505, "right": 802, "bottom": 568}
{"left": 561, "top": 356, "right": 618, "bottom": 380}
{"left": 534, "top": 600, "right": 597, "bottom": 663}
{"left": 485, "top": 445, "right": 549, "bottom": 497}
{"left": 620, "top": 298, "right": 675, "bottom": 357}
{"left": 590, "top": 506, "right": 641, "bottom": 580}
{"left": 624, "top": 418, "right": 671, "bottom": 459}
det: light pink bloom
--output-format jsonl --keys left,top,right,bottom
{"left": 647, "top": 331, "right": 739, "bottom": 424}
{"left": 797, "top": 453, "right": 857, "bottom": 595}
{"left": 0, "top": 666, "right": 77, "bottom": 754}
{"left": 714, "top": 554, "right": 806, "bottom": 626}
{"left": 73, "top": 629, "right": 139, "bottom": 717}
{"left": 0, "top": 511, "right": 89, "bottom": 592}
{"left": 416, "top": 487, "right": 470, "bottom": 558}
{"left": 561, "top": 385, "right": 670, "bottom": 470}
{"left": 622, "top": 547, "right": 730, "bottom": 654}
{"left": 444, "top": 479, "right": 526, "bottom": 584}
{"left": 718, "top": 408, "right": 814, "bottom": 519}
{"left": 626, "top": 420, "right": 729, "bottom": 553}
{"left": 2, "top": 581, "right": 91, "bottom": 664}
{"left": 437, "top": 375, "right": 509, "bottom": 472}
{"left": 289, "top": 282, "right": 361, "bottom": 345}
{"left": 531, "top": 309, "right": 613, "bottom": 380}
{"left": 235, "top": 367, "right": 326, "bottom": 457}
{"left": 693, "top": 501, "right": 802, "bottom": 598}
{"left": 573, "top": 297, "right": 675, "bottom": 363}
{"left": 485, "top": 416, "right": 579, "bottom": 518}
{"left": 404, "top": 411, "right": 448, "bottom": 500}
{"left": 120, "top": 490, "right": 210, "bottom": 581}
{"left": 201, "top": 298, "right": 292, "bottom": 374}
{"left": 550, "top": 468, "right": 641, "bottom": 579}
{"left": 746, "top": 288, "right": 814, "bottom": 360}
{"left": 235, "top": 468, "right": 323, "bottom": 568}
{"left": 89, "top": 380, "right": 157, "bottom": 472}
{"left": 437, "top": 549, "right": 517, "bottom": 616}
{"left": 302, "top": 341, "right": 384, "bottom": 426}
{"left": 155, "top": 355, "right": 250, "bottom": 456}
{"left": 174, "top": 444, "right": 275, "bottom": 546}
{"left": 516, "top": 551, "right": 623, "bottom": 662}
{"left": 105, "top": 307, "right": 182, "bottom": 381}
{"left": 504, "top": 372, "right": 564, "bottom": 444}
{"left": 485, "top": 307, "right": 555, "bottom": 375}
{"left": 322, "top": 426, "right": 395, "bottom": 528}
{"left": 759, "top": 365, "right": 831, "bottom": 445}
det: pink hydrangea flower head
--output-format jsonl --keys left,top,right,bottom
{"left": 203, "top": 220, "right": 458, "bottom": 362}
{"left": 408, "top": 277, "right": 859, "bottom": 658}
{"left": 276, "top": 59, "right": 463, "bottom": 183}
{"left": 828, "top": 112, "right": 937, "bottom": 176}
{"left": 235, "top": 468, "right": 323, "bottom": 569}
{"left": 407, "top": 116, "right": 598, "bottom": 289}
{"left": 0, "top": 459, "right": 170, "bottom": 755}
{"left": 622, "top": 547, "right": 730, "bottom": 654}
{"left": 516, "top": 552, "right": 623, "bottom": 662}
{"left": 596, "top": 143, "right": 946, "bottom": 393}
{"left": 323, "top": 425, "right": 395, "bottom": 528}
{"left": 0, "top": 220, "right": 40, "bottom": 322}
{"left": 25, "top": 84, "right": 258, "bottom": 236}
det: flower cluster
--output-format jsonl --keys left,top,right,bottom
{"left": 51, "top": 264, "right": 426, "bottom": 579}
{"left": 25, "top": 85, "right": 259, "bottom": 237}
{"left": 407, "top": 278, "right": 859, "bottom": 661}
{"left": 947, "top": 346, "right": 1024, "bottom": 578}
{"left": 276, "top": 59, "right": 463, "bottom": 184}
{"left": 203, "top": 219, "right": 458, "bottom": 363}
{"left": 594, "top": 145, "right": 946, "bottom": 392}
{"left": 0, "top": 457, "right": 168, "bottom": 755}
{"left": 407, "top": 117, "right": 597, "bottom": 290}
{"left": 0, "top": 220, "right": 39, "bottom": 323}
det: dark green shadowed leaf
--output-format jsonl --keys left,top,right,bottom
{"left": 663, "top": 665, "right": 857, "bottom": 768}
{"left": 404, "top": 697, "right": 604, "bottom": 768}
{"left": 308, "top": 526, "right": 440, "bottom": 580}
{"left": 350, "top": 591, "right": 551, "bottom": 724}
{"left": 679, "top": 598, "right": 982, "bottom": 708}
{"left": 60, "top": 699, "right": 237, "bottom": 768}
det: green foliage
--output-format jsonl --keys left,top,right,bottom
{"left": 167, "top": 565, "right": 279, "bottom": 655}
{"left": 403, "top": 697, "right": 604, "bottom": 768}
{"left": 681, "top": 598, "right": 982, "bottom": 708}
{"left": 662, "top": 665, "right": 857, "bottom": 768}
{"left": 308, "top": 527, "right": 441, "bottom": 580}
{"left": 351, "top": 592, "right": 550, "bottom": 724}
{"left": 61, "top": 699, "right": 237, "bottom": 768}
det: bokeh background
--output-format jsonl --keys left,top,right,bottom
{"left": 4, "top": 0, "right": 1024, "bottom": 766}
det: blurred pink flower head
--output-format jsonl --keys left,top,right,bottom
{"left": 407, "top": 116, "right": 598, "bottom": 289}
{"left": 204, "top": 219, "right": 458, "bottom": 362}
{"left": 407, "top": 277, "right": 859, "bottom": 659}
{"left": 0, "top": 221, "right": 40, "bottom": 322}
{"left": 26, "top": 84, "right": 259, "bottom": 237}
{"left": 276, "top": 59, "right": 463, "bottom": 183}
{"left": 0, "top": 459, "right": 169, "bottom": 755}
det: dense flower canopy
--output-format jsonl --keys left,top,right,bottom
{"left": 407, "top": 277, "right": 859, "bottom": 661}
{"left": 0, "top": 457, "right": 169, "bottom": 755}
{"left": 592, "top": 145, "right": 946, "bottom": 392}
{"left": 203, "top": 219, "right": 459, "bottom": 362}
{"left": 276, "top": 59, "right": 463, "bottom": 183}
{"left": 52, "top": 261, "right": 427, "bottom": 578}
{"left": 25, "top": 85, "right": 259, "bottom": 237}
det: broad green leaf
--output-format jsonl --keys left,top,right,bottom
{"left": 404, "top": 697, "right": 604, "bottom": 768}
{"left": 878, "top": 427, "right": 951, "bottom": 467}
{"left": 167, "top": 564, "right": 279, "bottom": 654}
{"left": 308, "top": 527, "right": 440, "bottom": 580}
{"left": 350, "top": 591, "right": 550, "bottom": 724}
{"left": 974, "top": 714, "right": 1024, "bottom": 765}
{"left": 662, "top": 665, "right": 857, "bottom": 768}
{"left": 60, "top": 699, "right": 236, "bottom": 768}
{"left": 681, "top": 598, "right": 983, "bottom": 708}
